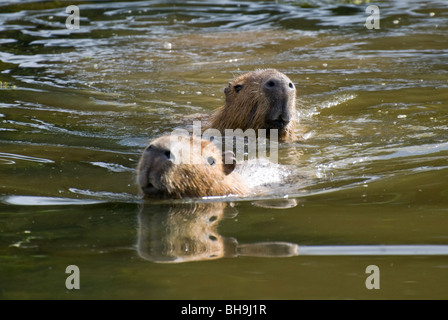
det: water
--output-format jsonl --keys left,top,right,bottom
{"left": 1, "top": 0, "right": 447, "bottom": 300}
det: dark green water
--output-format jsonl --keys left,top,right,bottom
{"left": 1, "top": 0, "right": 448, "bottom": 299}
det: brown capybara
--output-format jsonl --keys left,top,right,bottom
{"left": 137, "top": 135, "right": 249, "bottom": 198}
{"left": 208, "top": 69, "right": 297, "bottom": 141}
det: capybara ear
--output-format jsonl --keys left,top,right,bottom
{"left": 224, "top": 83, "right": 231, "bottom": 96}
{"left": 222, "top": 151, "right": 236, "bottom": 175}
{"left": 224, "top": 84, "right": 232, "bottom": 105}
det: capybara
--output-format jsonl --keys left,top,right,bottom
{"left": 137, "top": 135, "right": 249, "bottom": 198}
{"left": 208, "top": 69, "right": 297, "bottom": 141}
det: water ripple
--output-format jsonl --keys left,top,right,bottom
{"left": 1, "top": 195, "right": 103, "bottom": 206}
{"left": 0, "top": 152, "right": 54, "bottom": 164}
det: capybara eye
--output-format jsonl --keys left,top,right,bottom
{"left": 289, "top": 82, "right": 294, "bottom": 89}
{"left": 234, "top": 84, "right": 243, "bottom": 93}
{"left": 164, "top": 150, "right": 171, "bottom": 159}
{"left": 207, "top": 157, "right": 216, "bottom": 166}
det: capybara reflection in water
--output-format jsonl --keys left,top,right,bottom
{"left": 138, "top": 202, "right": 299, "bottom": 263}
{"left": 207, "top": 69, "right": 297, "bottom": 141}
{"left": 137, "top": 135, "right": 249, "bottom": 198}
{"left": 137, "top": 202, "right": 236, "bottom": 263}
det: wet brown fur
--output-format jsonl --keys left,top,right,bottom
{"left": 208, "top": 69, "right": 297, "bottom": 141}
{"left": 137, "top": 135, "right": 249, "bottom": 198}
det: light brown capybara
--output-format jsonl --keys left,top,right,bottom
{"left": 208, "top": 69, "right": 297, "bottom": 141}
{"left": 137, "top": 135, "right": 249, "bottom": 198}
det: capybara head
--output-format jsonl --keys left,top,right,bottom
{"left": 137, "top": 135, "right": 249, "bottom": 198}
{"left": 209, "top": 69, "right": 297, "bottom": 141}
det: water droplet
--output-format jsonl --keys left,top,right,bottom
{"left": 162, "top": 42, "right": 172, "bottom": 50}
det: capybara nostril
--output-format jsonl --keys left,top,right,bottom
{"left": 164, "top": 150, "right": 171, "bottom": 160}
{"left": 289, "top": 82, "right": 294, "bottom": 89}
{"left": 265, "top": 79, "right": 278, "bottom": 89}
